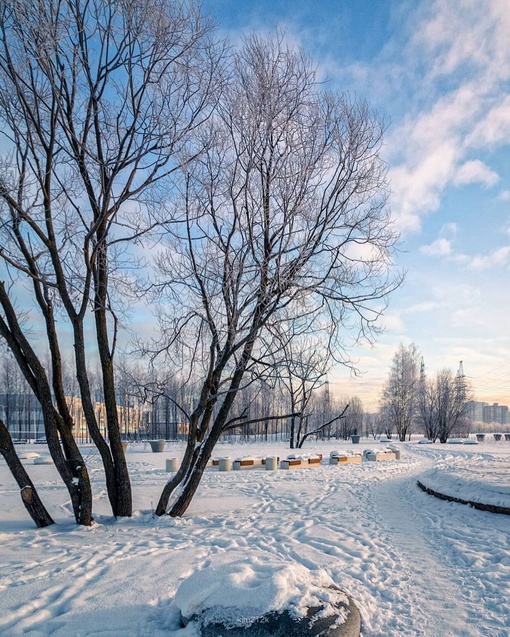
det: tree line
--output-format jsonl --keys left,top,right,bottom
{"left": 379, "top": 343, "right": 472, "bottom": 442}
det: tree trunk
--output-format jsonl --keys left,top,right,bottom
{"left": 94, "top": 237, "right": 132, "bottom": 517}
{"left": 155, "top": 433, "right": 197, "bottom": 516}
{"left": 168, "top": 432, "right": 219, "bottom": 517}
{"left": 0, "top": 421, "right": 54, "bottom": 528}
{"left": 0, "top": 294, "right": 93, "bottom": 525}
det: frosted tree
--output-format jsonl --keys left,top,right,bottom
{"left": 152, "top": 32, "right": 401, "bottom": 516}
{"left": 380, "top": 343, "right": 420, "bottom": 441}
{"left": 434, "top": 364, "right": 471, "bottom": 443}
{"left": 0, "top": 0, "right": 222, "bottom": 522}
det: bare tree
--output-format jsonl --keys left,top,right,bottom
{"left": 0, "top": 0, "right": 222, "bottom": 521}
{"left": 380, "top": 343, "right": 420, "bottom": 441}
{"left": 275, "top": 336, "right": 333, "bottom": 449}
{"left": 417, "top": 360, "right": 472, "bottom": 442}
{"left": 342, "top": 395, "right": 364, "bottom": 439}
{"left": 434, "top": 364, "right": 471, "bottom": 443}
{"left": 152, "top": 32, "right": 401, "bottom": 517}
{"left": 417, "top": 357, "right": 438, "bottom": 441}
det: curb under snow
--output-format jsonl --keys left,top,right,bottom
{"left": 417, "top": 480, "right": 510, "bottom": 516}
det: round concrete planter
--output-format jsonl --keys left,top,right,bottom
{"left": 219, "top": 457, "right": 232, "bottom": 472}
{"left": 166, "top": 457, "right": 179, "bottom": 472}
{"left": 149, "top": 439, "right": 165, "bottom": 453}
{"left": 265, "top": 456, "right": 279, "bottom": 471}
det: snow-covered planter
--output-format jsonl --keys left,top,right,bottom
{"left": 265, "top": 456, "right": 279, "bottom": 471}
{"left": 173, "top": 559, "right": 360, "bottom": 636}
{"left": 219, "top": 457, "right": 232, "bottom": 472}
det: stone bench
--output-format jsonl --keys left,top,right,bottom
{"left": 329, "top": 452, "right": 362, "bottom": 465}
{"left": 233, "top": 457, "right": 264, "bottom": 470}
{"left": 363, "top": 449, "right": 396, "bottom": 462}
{"left": 280, "top": 457, "right": 304, "bottom": 470}
{"left": 280, "top": 454, "right": 322, "bottom": 470}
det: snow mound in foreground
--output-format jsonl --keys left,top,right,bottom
{"left": 175, "top": 558, "right": 348, "bottom": 629}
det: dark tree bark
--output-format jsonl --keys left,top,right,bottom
{"left": 0, "top": 420, "right": 54, "bottom": 528}
{"left": 0, "top": 286, "right": 93, "bottom": 526}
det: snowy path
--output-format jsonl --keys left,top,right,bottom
{"left": 369, "top": 467, "right": 474, "bottom": 636}
{"left": 0, "top": 442, "right": 509, "bottom": 636}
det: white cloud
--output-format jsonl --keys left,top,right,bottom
{"left": 467, "top": 94, "right": 510, "bottom": 148}
{"left": 453, "top": 160, "right": 499, "bottom": 187}
{"left": 497, "top": 190, "right": 510, "bottom": 201}
{"left": 380, "top": 311, "right": 406, "bottom": 333}
{"left": 412, "top": 1, "right": 510, "bottom": 84}
{"left": 381, "top": 1, "right": 510, "bottom": 233}
{"left": 388, "top": 140, "right": 459, "bottom": 232}
{"left": 420, "top": 237, "right": 452, "bottom": 257}
{"left": 468, "top": 246, "right": 510, "bottom": 271}
{"left": 419, "top": 223, "right": 457, "bottom": 257}
{"left": 406, "top": 301, "right": 440, "bottom": 314}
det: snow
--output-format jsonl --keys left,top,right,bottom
{"left": 1, "top": 439, "right": 509, "bottom": 637}
{"left": 174, "top": 559, "right": 347, "bottom": 628}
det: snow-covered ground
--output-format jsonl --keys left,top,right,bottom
{"left": 1, "top": 439, "right": 509, "bottom": 637}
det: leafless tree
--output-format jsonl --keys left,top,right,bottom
{"left": 152, "top": 32, "right": 401, "bottom": 517}
{"left": 380, "top": 343, "right": 420, "bottom": 441}
{"left": 0, "top": 0, "right": 222, "bottom": 522}
{"left": 276, "top": 336, "right": 332, "bottom": 448}
{"left": 417, "top": 357, "right": 438, "bottom": 441}
{"left": 417, "top": 360, "right": 472, "bottom": 442}
{"left": 433, "top": 364, "right": 472, "bottom": 443}
{"left": 341, "top": 395, "right": 364, "bottom": 439}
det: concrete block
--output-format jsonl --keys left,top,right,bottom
{"left": 219, "top": 457, "right": 232, "bottom": 471}
{"left": 265, "top": 456, "right": 279, "bottom": 471}
{"left": 166, "top": 457, "right": 179, "bottom": 472}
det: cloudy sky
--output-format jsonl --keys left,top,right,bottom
{"left": 205, "top": 0, "right": 510, "bottom": 410}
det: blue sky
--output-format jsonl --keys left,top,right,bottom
{"left": 205, "top": 0, "right": 510, "bottom": 410}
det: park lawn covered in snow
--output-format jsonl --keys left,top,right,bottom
{"left": 0, "top": 439, "right": 509, "bottom": 637}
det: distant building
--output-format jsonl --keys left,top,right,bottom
{"left": 482, "top": 402, "right": 508, "bottom": 426}
{"left": 0, "top": 393, "right": 44, "bottom": 440}
{"left": 1, "top": 393, "right": 150, "bottom": 442}
{"left": 467, "top": 400, "right": 508, "bottom": 425}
